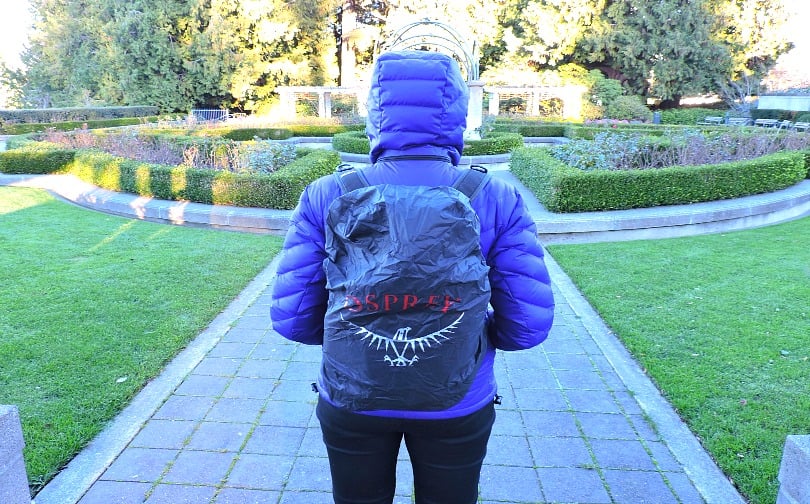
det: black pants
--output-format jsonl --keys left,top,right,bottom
{"left": 316, "top": 398, "right": 496, "bottom": 504}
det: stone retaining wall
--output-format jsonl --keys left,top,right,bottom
{"left": 778, "top": 435, "right": 810, "bottom": 504}
{"left": 0, "top": 405, "right": 31, "bottom": 504}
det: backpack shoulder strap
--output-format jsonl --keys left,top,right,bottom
{"left": 333, "top": 164, "right": 369, "bottom": 193}
{"left": 452, "top": 165, "right": 490, "bottom": 201}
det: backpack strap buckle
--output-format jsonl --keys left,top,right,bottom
{"left": 334, "top": 164, "right": 369, "bottom": 193}
{"left": 453, "top": 165, "right": 490, "bottom": 201}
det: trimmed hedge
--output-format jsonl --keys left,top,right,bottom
{"left": 330, "top": 130, "right": 524, "bottom": 156}
{"left": 331, "top": 130, "right": 370, "bottom": 154}
{"left": 0, "top": 106, "right": 158, "bottom": 125}
{"left": 491, "top": 120, "right": 568, "bottom": 137}
{"left": 0, "top": 145, "right": 340, "bottom": 210}
{"left": 510, "top": 147, "right": 808, "bottom": 213}
{"left": 462, "top": 132, "right": 523, "bottom": 155}
{"left": 0, "top": 117, "right": 160, "bottom": 135}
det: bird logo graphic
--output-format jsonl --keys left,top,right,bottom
{"left": 344, "top": 313, "right": 465, "bottom": 366}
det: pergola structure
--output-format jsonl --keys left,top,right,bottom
{"left": 275, "top": 20, "right": 586, "bottom": 128}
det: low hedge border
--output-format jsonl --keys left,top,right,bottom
{"left": 0, "top": 117, "right": 161, "bottom": 135}
{"left": 0, "top": 106, "right": 158, "bottom": 125}
{"left": 0, "top": 144, "right": 340, "bottom": 210}
{"left": 330, "top": 130, "right": 524, "bottom": 156}
{"left": 510, "top": 147, "right": 809, "bottom": 213}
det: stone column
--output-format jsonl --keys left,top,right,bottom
{"left": 466, "top": 80, "right": 485, "bottom": 140}
{"left": 488, "top": 91, "right": 500, "bottom": 117}
{"left": 0, "top": 405, "right": 30, "bottom": 504}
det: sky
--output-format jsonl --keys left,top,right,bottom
{"left": 0, "top": 1, "right": 807, "bottom": 80}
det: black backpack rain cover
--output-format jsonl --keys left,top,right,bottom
{"left": 322, "top": 167, "right": 491, "bottom": 411}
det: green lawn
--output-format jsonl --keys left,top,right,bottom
{"left": 547, "top": 217, "right": 810, "bottom": 504}
{"left": 0, "top": 186, "right": 282, "bottom": 491}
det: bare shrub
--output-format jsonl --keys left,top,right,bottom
{"left": 551, "top": 129, "right": 810, "bottom": 171}
{"left": 38, "top": 128, "right": 298, "bottom": 174}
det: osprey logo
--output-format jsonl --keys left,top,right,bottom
{"left": 344, "top": 313, "right": 465, "bottom": 366}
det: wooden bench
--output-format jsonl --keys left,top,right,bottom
{"left": 727, "top": 117, "right": 751, "bottom": 126}
{"left": 697, "top": 116, "right": 723, "bottom": 125}
{"left": 754, "top": 118, "right": 780, "bottom": 128}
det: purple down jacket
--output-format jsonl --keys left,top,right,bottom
{"left": 270, "top": 50, "right": 554, "bottom": 420}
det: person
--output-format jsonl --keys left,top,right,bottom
{"left": 270, "top": 49, "right": 554, "bottom": 504}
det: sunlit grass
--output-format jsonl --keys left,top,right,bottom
{"left": 547, "top": 217, "right": 810, "bottom": 504}
{"left": 0, "top": 186, "right": 282, "bottom": 491}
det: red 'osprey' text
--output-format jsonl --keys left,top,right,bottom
{"left": 343, "top": 293, "right": 461, "bottom": 314}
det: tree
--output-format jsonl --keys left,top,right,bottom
{"left": 17, "top": 0, "right": 342, "bottom": 112}
{"left": 706, "top": 0, "right": 793, "bottom": 111}
{"left": 576, "top": 0, "right": 730, "bottom": 107}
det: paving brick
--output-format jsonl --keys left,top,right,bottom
{"left": 513, "top": 387, "right": 568, "bottom": 411}
{"left": 590, "top": 439, "right": 657, "bottom": 471}
{"left": 243, "top": 425, "right": 306, "bottom": 456}
{"left": 100, "top": 447, "right": 177, "bottom": 482}
{"left": 521, "top": 410, "right": 580, "bottom": 438}
{"left": 555, "top": 369, "right": 606, "bottom": 390}
{"left": 192, "top": 357, "right": 242, "bottom": 377}
{"left": 215, "top": 488, "right": 280, "bottom": 504}
{"left": 77, "top": 480, "right": 151, "bottom": 504}
{"left": 144, "top": 483, "right": 217, "bottom": 503}
{"left": 207, "top": 341, "right": 257, "bottom": 359}
{"left": 485, "top": 435, "right": 534, "bottom": 467}
{"left": 603, "top": 469, "right": 679, "bottom": 504}
{"left": 250, "top": 341, "right": 297, "bottom": 360}
{"left": 226, "top": 453, "right": 293, "bottom": 490}
{"left": 222, "top": 376, "right": 276, "bottom": 399}
{"left": 577, "top": 412, "right": 639, "bottom": 440}
{"left": 259, "top": 400, "right": 316, "bottom": 427}
{"left": 237, "top": 359, "right": 287, "bottom": 379}
{"left": 565, "top": 389, "right": 623, "bottom": 414}
{"left": 153, "top": 395, "right": 216, "bottom": 421}
{"left": 278, "top": 491, "right": 335, "bottom": 504}
{"left": 479, "top": 464, "right": 544, "bottom": 502}
{"left": 161, "top": 450, "right": 235, "bottom": 485}
{"left": 284, "top": 456, "right": 333, "bottom": 492}
{"left": 130, "top": 420, "right": 197, "bottom": 449}
{"left": 186, "top": 421, "right": 249, "bottom": 452}
{"left": 173, "top": 375, "right": 230, "bottom": 397}
{"left": 281, "top": 360, "right": 321, "bottom": 381}
{"left": 537, "top": 467, "right": 611, "bottom": 503}
{"left": 529, "top": 436, "right": 594, "bottom": 468}
{"left": 206, "top": 397, "right": 265, "bottom": 423}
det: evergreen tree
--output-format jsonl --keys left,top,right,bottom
{"left": 576, "top": 0, "right": 730, "bottom": 106}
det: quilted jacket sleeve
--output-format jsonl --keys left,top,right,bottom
{"left": 270, "top": 183, "right": 330, "bottom": 345}
{"left": 481, "top": 183, "right": 555, "bottom": 351}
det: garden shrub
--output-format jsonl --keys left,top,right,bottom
{"left": 462, "top": 133, "right": 523, "bottom": 155}
{"left": 750, "top": 109, "right": 794, "bottom": 121}
{"left": 0, "top": 142, "right": 76, "bottom": 174}
{"left": 331, "top": 130, "right": 370, "bottom": 154}
{"left": 220, "top": 128, "right": 292, "bottom": 141}
{"left": 511, "top": 147, "right": 807, "bottom": 213}
{"left": 0, "top": 117, "right": 160, "bottom": 135}
{"left": 331, "top": 130, "right": 523, "bottom": 156}
{"left": 490, "top": 119, "right": 567, "bottom": 137}
{"left": 0, "top": 106, "right": 158, "bottom": 125}
{"left": 0, "top": 143, "right": 341, "bottom": 210}
{"left": 659, "top": 108, "right": 724, "bottom": 125}
{"left": 605, "top": 96, "right": 653, "bottom": 122}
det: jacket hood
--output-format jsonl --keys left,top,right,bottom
{"left": 366, "top": 50, "right": 469, "bottom": 165}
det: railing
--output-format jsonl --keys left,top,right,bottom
{"left": 274, "top": 85, "right": 587, "bottom": 120}
{"left": 189, "top": 109, "right": 230, "bottom": 122}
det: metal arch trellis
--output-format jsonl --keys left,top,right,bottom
{"left": 381, "top": 18, "right": 479, "bottom": 81}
